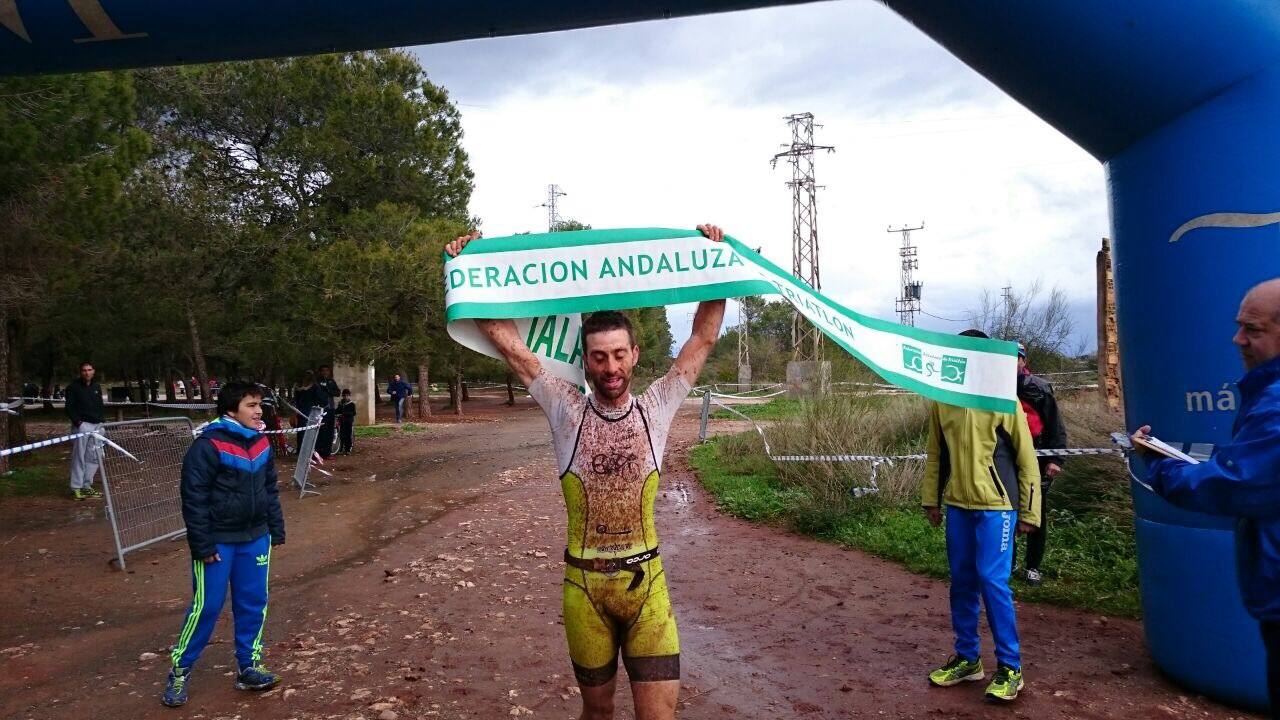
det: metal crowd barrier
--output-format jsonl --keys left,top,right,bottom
{"left": 98, "top": 417, "right": 196, "bottom": 570}
{"left": 292, "top": 407, "right": 324, "bottom": 498}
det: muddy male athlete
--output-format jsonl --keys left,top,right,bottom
{"left": 445, "top": 225, "right": 726, "bottom": 720}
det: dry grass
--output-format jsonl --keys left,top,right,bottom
{"left": 729, "top": 390, "right": 1131, "bottom": 518}
{"left": 696, "top": 390, "right": 1141, "bottom": 616}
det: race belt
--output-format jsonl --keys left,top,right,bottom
{"left": 564, "top": 547, "right": 659, "bottom": 591}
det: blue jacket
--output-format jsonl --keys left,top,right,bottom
{"left": 1147, "top": 354, "right": 1280, "bottom": 621}
{"left": 181, "top": 417, "right": 285, "bottom": 560}
{"left": 387, "top": 379, "right": 412, "bottom": 402}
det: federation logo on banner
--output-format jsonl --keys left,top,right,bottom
{"left": 901, "top": 344, "right": 968, "bottom": 386}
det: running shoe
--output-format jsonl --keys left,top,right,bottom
{"left": 985, "top": 664, "right": 1024, "bottom": 702}
{"left": 1025, "top": 568, "right": 1043, "bottom": 586}
{"left": 234, "top": 665, "right": 280, "bottom": 691}
{"left": 161, "top": 667, "right": 190, "bottom": 707}
{"left": 928, "top": 655, "right": 984, "bottom": 687}
{"left": 82, "top": 485, "right": 102, "bottom": 498}
{"left": 72, "top": 488, "right": 87, "bottom": 501}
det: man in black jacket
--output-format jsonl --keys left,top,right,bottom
{"left": 65, "top": 361, "right": 105, "bottom": 500}
{"left": 315, "top": 365, "right": 341, "bottom": 458}
{"left": 1012, "top": 343, "right": 1068, "bottom": 586}
{"left": 162, "top": 381, "right": 285, "bottom": 707}
{"left": 336, "top": 389, "right": 356, "bottom": 454}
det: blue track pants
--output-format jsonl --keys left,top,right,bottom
{"left": 170, "top": 533, "right": 272, "bottom": 670}
{"left": 945, "top": 506, "right": 1021, "bottom": 670}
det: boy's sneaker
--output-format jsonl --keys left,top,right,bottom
{"left": 83, "top": 485, "right": 102, "bottom": 498}
{"left": 234, "top": 665, "right": 280, "bottom": 691}
{"left": 1025, "top": 568, "right": 1044, "bottom": 586}
{"left": 161, "top": 667, "right": 191, "bottom": 707}
{"left": 72, "top": 489, "right": 87, "bottom": 501}
{"left": 928, "top": 655, "right": 984, "bottom": 687}
{"left": 985, "top": 664, "right": 1024, "bottom": 702}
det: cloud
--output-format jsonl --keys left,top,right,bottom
{"left": 415, "top": 2, "right": 992, "bottom": 113}
{"left": 411, "top": 0, "right": 1109, "bottom": 357}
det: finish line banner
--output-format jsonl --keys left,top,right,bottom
{"left": 444, "top": 228, "right": 1018, "bottom": 412}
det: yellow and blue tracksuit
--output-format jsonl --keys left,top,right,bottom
{"left": 171, "top": 417, "right": 284, "bottom": 671}
{"left": 923, "top": 402, "right": 1041, "bottom": 671}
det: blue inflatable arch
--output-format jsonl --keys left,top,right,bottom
{"left": 4, "top": 0, "right": 1275, "bottom": 709}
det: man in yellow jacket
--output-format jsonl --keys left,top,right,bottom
{"left": 921, "top": 330, "right": 1042, "bottom": 702}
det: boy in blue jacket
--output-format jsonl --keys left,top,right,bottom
{"left": 162, "top": 381, "right": 285, "bottom": 707}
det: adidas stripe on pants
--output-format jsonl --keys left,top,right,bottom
{"left": 170, "top": 533, "right": 272, "bottom": 670}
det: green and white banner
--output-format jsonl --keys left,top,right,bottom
{"left": 444, "top": 228, "right": 1018, "bottom": 412}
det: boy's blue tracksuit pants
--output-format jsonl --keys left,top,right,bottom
{"left": 170, "top": 533, "right": 272, "bottom": 670}
{"left": 945, "top": 506, "right": 1021, "bottom": 670}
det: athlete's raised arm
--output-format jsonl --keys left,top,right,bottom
{"left": 445, "top": 231, "right": 542, "bottom": 387}
{"left": 672, "top": 224, "right": 728, "bottom": 386}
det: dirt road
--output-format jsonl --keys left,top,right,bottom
{"left": 0, "top": 397, "right": 1260, "bottom": 719}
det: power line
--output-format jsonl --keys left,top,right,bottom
{"left": 920, "top": 309, "right": 968, "bottom": 323}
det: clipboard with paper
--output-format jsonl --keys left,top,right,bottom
{"left": 1131, "top": 434, "right": 1201, "bottom": 464}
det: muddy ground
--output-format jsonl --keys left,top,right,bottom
{"left": 0, "top": 393, "right": 1261, "bottom": 719}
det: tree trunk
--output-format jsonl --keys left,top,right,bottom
{"left": 40, "top": 350, "right": 54, "bottom": 411}
{"left": 5, "top": 314, "right": 27, "bottom": 450}
{"left": 506, "top": 373, "right": 515, "bottom": 406}
{"left": 452, "top": 370, "right": 463, "bottom": 416}
{"left": 416, "top": 359, "right": 431, "bottom": 419}
{"left": 166, "top": 373, "right": 178, "bottom": 403}
{"left": 186, "top": 304, "right": 211, "bottom": 403}
{"left": 0, "top": 306, "right": 9, "bottom": 474}
{"left": 461, "top": 379, "right": 470, "bottom": 401}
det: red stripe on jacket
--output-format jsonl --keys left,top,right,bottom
{"left": 210, "top": 437, "right": 271, "bottom": 461}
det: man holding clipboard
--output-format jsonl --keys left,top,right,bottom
{"left": 1132, "top": 279, "right": 1280, "bottom": 716}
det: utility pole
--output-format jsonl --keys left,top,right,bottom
{"left": 537, "top": 184, "right": 567, "bottom": 232}
{"left": 771, "top": 112, "right": 834, "bottom": 361}
{"left": 889, "top": 223, "right": 924, "bottom": 326}
{"left": 1001, "top": 284, "right": 1014, "bottom": 338}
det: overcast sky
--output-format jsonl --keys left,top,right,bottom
{"left": 413, "top": 0, "right": 1108, "bottom": 354}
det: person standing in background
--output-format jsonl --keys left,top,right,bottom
{"left": 1012, "top": 342, "right": 1068, "bottom": 586}
{"left": 65, "top": 361, "right": 105, "bottom": 501}
{"left": 336, "top": 389, "right": 356, "bottom": 455}
{"left": 314, "top": 365, "right": 340, "bottom": 458}
{"left": 387, "top": 373, "right": 412, "bottom": 424}
{"left": 292, "top": 371, "right": 318, "bottom": 456}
